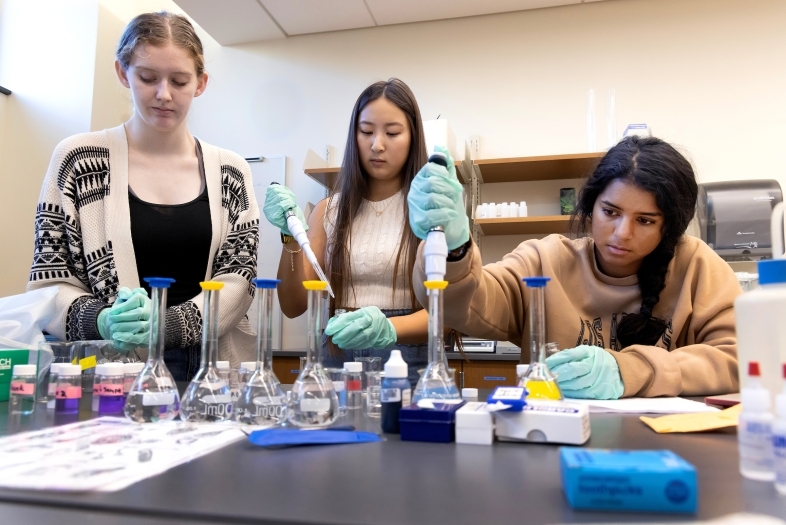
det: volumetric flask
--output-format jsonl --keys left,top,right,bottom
{"left": 412, "top": 280, "right": 460, "bottom": 402}
{"left": 234, "top": 279, "right": 286, "bottom": 427}
{"left": 287, "top": 281, "right": 339, "bottom": 427}
{"left": 124, "top": 277, "right": 180, "bottom": 423}
{"left": 180, "top": 282, "right": 233, "bottom": 422}
{"left": 520, "top": 277, "right": 562, "bottom": 401}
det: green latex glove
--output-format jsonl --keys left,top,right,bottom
{"left": 108, "top": 288, "right": 152, "bottom": 352}
{"left": 324, "top": 306, "right": 397, "bottom": 350}
{"left": 407, "top": 146, "right": 469, "bottom": 250}
{"left": 263, "top": 184, "right": 308, "bottom": 236}
{"left": 545, "top": 345, "right": 624, "bottom": 400}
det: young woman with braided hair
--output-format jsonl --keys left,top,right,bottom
{"left": 407, "top": 136, "right": 741, "bottom": 399}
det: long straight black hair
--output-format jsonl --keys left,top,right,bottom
{"left": 571, "top": 136, "right": 698, "bottom": 348}
{"left": 327, "top": 78, "right": 428, "bottom": 316}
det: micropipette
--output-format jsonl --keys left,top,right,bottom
{"left": 271, "top": 182, "right": 334, "bottom": 298}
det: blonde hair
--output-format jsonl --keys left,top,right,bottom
{"left": 116, "top": 11, "right": 205, "bottom": 76}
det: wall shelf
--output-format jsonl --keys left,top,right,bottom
{"left": 304, "top": 160, "right": 464, "bottom": 190}
{"left": 475, "top": 215, "right": 571, "bottom": 236}
{"left": 473, "top": 152, "right": 603, "bottom": 183}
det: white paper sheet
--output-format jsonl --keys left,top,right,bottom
{"left": 566, "top": 397, "right": 719, "bottom": 414}
{"left": 0, "top": 417, "right": 245, "bottom": 492}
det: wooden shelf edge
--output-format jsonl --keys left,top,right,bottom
{"left": 475, "top": 215, "right": 572, "bottom": 236}
{"left": 473, "top": 152, "right": 605, "bottom": 166}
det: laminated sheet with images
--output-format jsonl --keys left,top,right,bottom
{"left": 0, "top": 417, "right": 245, "bottom": 492}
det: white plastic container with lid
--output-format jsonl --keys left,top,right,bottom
{"left": 480, "top": 203, "right": 489, "bottom": 219}
{"left": 462, "top": 388, "right": 478, "bottom": 401}
{"left": 456, "top": 402, "right": 494, "bottom": 445}
{"left": 489, "top": 203, "right": 496, "bottom": 218}
{"left": 509, "top": 202, "right": 518, "bottom": 218}
{"left": 500, "top": 202, "right": 509, "bottom": 218}
{"left": 123, "top": 362, "right": 144, "bottom": 394}
{"left": 344, "top": 361, "right": 363, "bottom": 410}
{"left": 738, "top": 361, "right": 775, "bottom": 481}
{"left": 773, "top": 364, "right": 786, "bottom": 494}
{"left": 519, "top": 201, "right": 527, "bottom": 218}
{"left": 735, "top": 258, "right": 786, "bottom": 402}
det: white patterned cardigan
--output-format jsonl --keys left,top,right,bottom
{"left": 27, "top": 125, "right": 260, "bottom": 366}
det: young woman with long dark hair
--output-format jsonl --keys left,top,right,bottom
{"left": 264, "top": 78, "right": 429, "bottom": 385}
{"left": 407, "top": 136, "right": 741, "bottom": 399}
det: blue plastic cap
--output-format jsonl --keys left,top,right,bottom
{"left": 253, "top": 278, "right": 281, "bottom": 289}
{"left": 757, "top": 259, "right": 786, "bottom": 285}
{"left": 522, "top": 276, "right": 551, "bottom": 288}
{"left": 143, "top": 277, "right": 175, "bottom": 289}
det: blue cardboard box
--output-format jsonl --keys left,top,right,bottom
{"left": 399, "top": 401, "right": 465, "bottom": 443}
{"left": 560, "top": 449, "right": 697, "bottom": 514}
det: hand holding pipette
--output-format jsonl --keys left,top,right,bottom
{"left": 263, "top": 183, "right": 335, "bottom": 298}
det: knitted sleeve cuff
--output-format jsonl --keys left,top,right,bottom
{"left": 66, "top": 296, "right": 109, "bottom": 341}
{"left": 165, "top": 301, "right": 203, "bottom": 349}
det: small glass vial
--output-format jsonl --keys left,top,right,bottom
{"left": 98, "top": 363, "right": 125, "bottom": 415}
{"left": 47, "top": 363, "right": 64, "bottom": 410}
{"left": 55, "top": 364, "right": 82, "bottom": 415}
{"left": 9, "top": 364, "right": 37, "bottom": 415}
{"left": 92, "top": 364, "right": 103, "bottom": 412}
{"left": 345, "top": 362, "right": 363, "bottom": 410}
{"left": 123, "top": 362, "right": 144, "bottom": 397}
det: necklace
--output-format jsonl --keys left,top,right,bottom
{"left": 367, "top": 192, "right": 399, "bottom": 217}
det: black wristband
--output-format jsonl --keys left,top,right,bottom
{"left": 446, "top": 239, "right": 472, "bottom": 262}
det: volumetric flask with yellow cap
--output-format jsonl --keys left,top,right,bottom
{"left": 234, "top": 278, "right": 286, "bottom": 426}
{"left": 180, "top": 281, "right": 234, "bottom": 422}
{"left": 124, "top": 277, "right": 180, "bottom": 423}
{"left": 286, "top": 280, "right": 339, "bottom": 427}
{"left": 520, "top": 277, "right": 562, "bottom": 401}
{"left": 412, "top": 280, "right": 460, "bottom": 402}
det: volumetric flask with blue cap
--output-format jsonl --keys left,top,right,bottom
{"left": 124, "top": 277, "right": 180, "bottom": 422}
{"left": 520, "top": 277, "right": 562, "bottom": 400}
{"left": 180, "top": 281, "right": 234, "bottom": 422}
{"left": 287, "top": 281, "right": 339, "bottom": 427}
{"left": 234, "top": 278, "right": 286, "bottom": 426}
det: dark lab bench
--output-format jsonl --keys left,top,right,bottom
{"left": 0, "top": 388, "right": 784, "bottom": 525}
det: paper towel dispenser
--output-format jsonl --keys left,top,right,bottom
{"left": 697, "top": 180, "right": 782, "bottom": 260}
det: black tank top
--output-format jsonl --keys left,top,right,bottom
{"left": 129, "top": 140, "right": 212, "bottom": 307}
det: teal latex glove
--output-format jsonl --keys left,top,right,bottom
{"left": 108, "top": 288, "right": 152, "bottom": 352}
{"left": 545, "top": 345, "right": 624, "bottom": 400}
{"left": 96, "top": 287, "right": 145, "bottom": 340}
{"left": 407, "top": 146, "right": 470, "bottom": 250}
{"left": 324, "top": 306, "right": 397, "bottom": 350}
{"left": 263, "top": 184, "right": 308, "bottom": 236}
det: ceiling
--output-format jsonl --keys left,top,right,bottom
{"left": 173, "top": 0, "right": 608, "bottom": 45}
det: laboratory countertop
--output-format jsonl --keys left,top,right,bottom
{"left": 273, "top": 350, "right": 522, "bottom": 361}
{"left": 0, "top": 389, "right": 784, "bottom": 525}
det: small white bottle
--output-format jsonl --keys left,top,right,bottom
{"left": 345, "top": 362, "right": 363, "bottom": 410}
{"left": 9, "top": 364, "right": 37, "bottom": 415}
{"left": 500, "top": 202, "right": 509, "bottom": 218}
{"left": 509, "top": 202, "right": 518, "bottom": 218}
{"left": 739, "top": 361, "right": 775, "bottom": 481}
{"left": 519, "top": 201, "right": 528, "bottom": 218}
{"left": 516, "top": 364, "right": 529, "bottom": 388}
{"left": 495, "top": 203, "right": 503, "bottom": 218}
{"left": 773, "top": 364, "right": 786, "bottom": 494}
{"left": 475, "top": 204, "right": 483, "bottom": 220}
{"left": 489, "top": 202, "right": 496, "bottom": 217}
{"left": 480, "top": 203, "right": 489, "bottom": 219}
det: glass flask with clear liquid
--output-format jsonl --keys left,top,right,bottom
{"left": 124, "top": 277, "right": 181, "bottom": 422}
{"left": 286, "top": 280, "right": 339, "bottom": 427}
{"left": 412, "top": 280, "right": 460, "bottom": 402}
{"left": 180, "top": 281, "right": 234, "bottom": 422}
{"left": 520, "top": 277, "right": 562, "bottom": 400}
{"left": 234, "top": 278, "right": 286, "bottom": 426}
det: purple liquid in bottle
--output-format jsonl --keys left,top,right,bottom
{"left": 98, "top": 395, "right": 126, "bottom": 414}
{"left": 55, "top": 398, "right": 80, "bottom": 415}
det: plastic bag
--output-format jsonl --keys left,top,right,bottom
{"left": 0, "top": 287, "right": 58, "bottom": 350}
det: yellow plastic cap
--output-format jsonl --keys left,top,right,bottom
{"left": 423, "top": 280, "right": 448, "bottom": 290}
{"left": 200, "top": 281, "right": 225, "bottom": 291}
{"left": 302, "top": 280, "right": 328, "bottom": 291}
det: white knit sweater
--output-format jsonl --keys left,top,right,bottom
{"left": 27, "top": 125, "right": 259, "bottom": 366}
{"left": 324, "top": 191, "right": 410, "bottom": 309}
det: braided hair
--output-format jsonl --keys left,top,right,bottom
{"left": 572, "top": 136, "right": 698, "bottom": 347}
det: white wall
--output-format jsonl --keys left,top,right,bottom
{"left": 183, "top": 0, "right": 786, "bottom": 348}
{"left": 0, "top": 0, "right": 100, "bottom": 297}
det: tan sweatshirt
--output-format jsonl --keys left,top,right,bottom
{"left": 413, "top": 234, "right": 742, "bottom": 397}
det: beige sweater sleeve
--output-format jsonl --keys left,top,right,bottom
{"left": 413, "top": 239, "right": 533, "bottom": 344}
